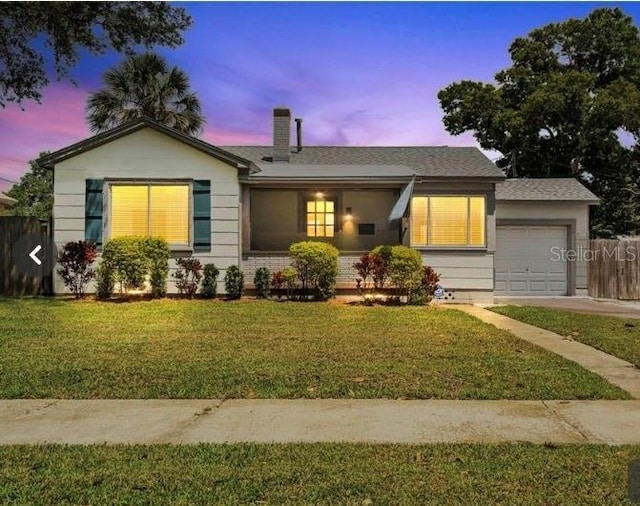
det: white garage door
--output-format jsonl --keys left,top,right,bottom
{"left": 495, "top": 226, "right": 568, "bottom": 296}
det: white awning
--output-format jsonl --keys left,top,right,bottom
{"left": 388, "top": 177, "right": 415, "bottom": 222}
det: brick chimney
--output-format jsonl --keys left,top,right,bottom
{"left": 273, "top": 107, "right": 291, "bottom": 162}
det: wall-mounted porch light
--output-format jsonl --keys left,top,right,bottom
{"left": 344, "top": 207, "right": 353, "bottom": 220}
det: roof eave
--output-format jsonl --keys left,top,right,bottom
{"left": 416, "top": 175, "right": 506, "bottom": 182}
{"left": 241, "top": 176, "right": 413, "bottom": 186}
{"left": 37, "top": 117, "right": 255, "bottom": 171}
{"left": 0, "top": 194, "right": 17, "bottom": 205}
{"left": 497, "top": 198, "right": 600, "bottom": 204}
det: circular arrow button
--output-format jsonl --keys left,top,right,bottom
{"left": 11, "top": 233, "right": 57, "bottom": 277}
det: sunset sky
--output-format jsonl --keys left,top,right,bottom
{"left": 1, "top": 1, "right": 639, "bottom": 191}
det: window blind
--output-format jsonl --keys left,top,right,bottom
{"left": 111, "top": 186, "right": 149, "bottom": 237}
{"left": 110, "top": 184, "right": 190, "bottom": 246}
{"left": 410, "top": 195, "right": 486, "bottom": 247}
{"left": 429, "top": 196, "right": 468, "bottom": 245}
{"left": 410, "top": 196, "right": 428, "bottom": 245}
{"left": 150, "top": 185, "right": 189, "bottom": 245}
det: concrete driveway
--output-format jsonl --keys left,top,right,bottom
{"left": 493, "top": 297, "right": 640, "bottom": 319}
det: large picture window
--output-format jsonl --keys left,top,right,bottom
{"left": 410, "top": 195, "right": 486, "bottom": 247}
{"left": 110, "top": 183, "right": 190, "bottom": 246}
{"left": 306, "top": 199, "right": 335, "bottom": 237}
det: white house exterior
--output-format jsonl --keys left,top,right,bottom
{"left": 41, "top": 109, "right": 599, "bottom": 301}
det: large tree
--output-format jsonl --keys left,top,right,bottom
{"left": 0, "top": 2, "right": 192, "bottom": 107}
{"left": 438, "top": 7, "right": 640, "bottom": 237}
{"left": 86, "top": 52, "right": 204, "bottom": 135}
{"left": 5, "top": 153, "right": 53, "bottom": 220}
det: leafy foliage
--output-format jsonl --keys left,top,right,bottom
{"left": 282, "top": 267, "right": 299, "bottom": 299}
{"left": 201, "top": 263, "right": 220, "bottom": 299}
{"left": 5, "top": 153, "right": 52, "bottom": 220}
{"left": 86, "top": 52, "right": 205, "bottom": 135}
{"left": 353, "top": 251, "right": 388, "bottom": 293}
{"left": 99, "top": 236, "right": 169, "bottom": 297}
{"left": 370, "top": 245, "right": 392, "bottom": 288}
{"left": 56, "top": 241, "right": 98, "bottom": 299}
{"left": 172, "top": 258, "right": 203, "bottom": 299}
{"left": 101, "top": 237, "right": 147, "bottom": 294}
{"left": 387, "top": 246, "right": 424, "bottom": 302}
{"left": 409, "top": 265, "right": 442, "bottom": 306}
{"left": 289, "top": 241, "right": 339, "bottom": 301}
{"left": 224, "top": 265, "right": 244, "bottom": 300}
{"left": 143, "top": 237, "right": 170, "bottom": 297}
{"left": 253, "top": 267, "right": 271, "bottom": 299}
{"left": 358, "top": 245, "right": 438, "bottom": 305}
{"left": 0, "top": 2, "right": 192, "bottom": 107}
{"left": 95, "top": 263, "right": 115, "bottom": 300}
{"left": 438, "top": 7, "right": 640, "bottom": 237}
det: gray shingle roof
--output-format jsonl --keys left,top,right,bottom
{"left": 496, "top": 178, "right": 599, "bottom": 202}
{"left": 251, "top": 164, "right": 415, "bottom": 180}
{"left": 220, "top": 146, "right": 503, "bottom": 179}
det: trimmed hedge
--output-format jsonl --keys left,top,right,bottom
{"left": 289, "top": 241, "right": 339, "bottom": 301}
{"left": 224, "top": 265, "right": 244, "bottom": 300}
{"left": 201, "top": 264, "right": 220, "bottom": 299}
{"left": 98, "top": 236, "right": 170, "bottom": 298}
{"left": 253, "top": 267, "right": 271, "bottom": 298}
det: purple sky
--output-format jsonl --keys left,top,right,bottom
{"left": 1, "top": 2, "right": 639, "bottom": 191}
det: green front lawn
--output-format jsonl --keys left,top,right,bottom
{"left": 491, "top": 306, "right": 640, "bottom": 368}
{"left": 0, "top": 299, "right": 628, "bottom": 399}
{"left": 1, "top": 443, "right": 638, "bottom": 504}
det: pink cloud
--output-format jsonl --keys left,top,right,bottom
{"left": 202, "top": 127, "right": 270, "bottom": 146}
{"left": 0, "top": 83, "right": 91, "bottom": 181}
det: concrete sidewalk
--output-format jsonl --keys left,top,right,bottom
{"left": 1, "top": 399, "right": 639, "bottom": 445}
{"left": 456, "top": 305, "right": 640, "bottom": 399}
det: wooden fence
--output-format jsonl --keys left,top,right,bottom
{"left": 588, "top": 239, "right": 640, "bottom": 300}
{"left": 0, "top": 217, "right": 51, "bottom": 297}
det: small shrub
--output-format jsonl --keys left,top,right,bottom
{"left": 201, "top": 263, "right": 220, "bottom": 299}
{"left": 224, "top": 265, "right": 244, "bottom": 300}
{"left": 354, "top": 251, "right": 389, "bottom": 298}
{"left": 271, "top": 268, "right": 298, "bottom": 300}
{"left": 420, "top": 265, "right": 441, "bottom": 301}
{"left": 56, "top": 241, "right": 97, "bottom": 299}
{"left": 282, "top": 266, "right": 299, "bottom": 299}
{"left": 100, "top": 236, "right": 170, "bottom": 297}
{"left": 101, "top": 237, "right": 148, "bottom": 294}
{"left": 388, "top": 245, "right": 423, "bottom": 301}
{"left": 370, "top": 245, "right": 392, "bottom": 289}
{"left": 407, "top": 265, "right": 441, "bottom": 305}
{"left": 289, "top": 241, "right": 339, "bottom": 301}
{"left": 172, "top": 258, "right": 203, "bottom": 299}
{"left": 253, "top": 267, "right": 271, "bottom": 298}
{"left": 353, "top": 253, "right": 375, "bottom": 291}
{"left": 143, "top": 237, "right": 170, "bottom": 297}
{"left": 95, "top": 263, "right": 115, "bottom": 299}
{"left": 271, "top": 270, "right": 285, "bottom": 290}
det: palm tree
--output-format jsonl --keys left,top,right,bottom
{"left": 86, "top": 52, "right": 205, "bottom": 136}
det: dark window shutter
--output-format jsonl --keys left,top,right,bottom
{"left": 85, "top": 179, "right": 103, "bottom": 246}
{"left": 193, "top": 180, "right": 211, "bottom": 252}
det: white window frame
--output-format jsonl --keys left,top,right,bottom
{"left": 104, "top": 180, "right": 194, "bottom": 251}
{"left": 410, "top": 194, "right": 487, "bottom": 249}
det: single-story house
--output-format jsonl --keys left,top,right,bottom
{"left": 0, "top": 192, "right": 17, "bottom": 215}
{"left": 39, "top": 107, "right": 598, "bottom": 302}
